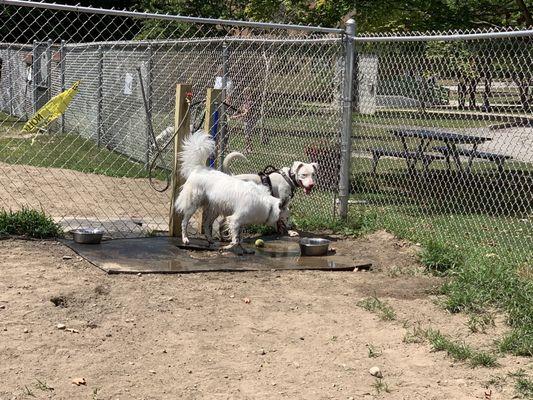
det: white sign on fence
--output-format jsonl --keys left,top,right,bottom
{"left": 123, "top": 72, "right": 133, "bottom": 95}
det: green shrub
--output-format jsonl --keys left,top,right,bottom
{"left": 0, "top": 208, "right": 63, "bottom": 239}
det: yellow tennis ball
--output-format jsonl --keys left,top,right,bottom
{"left": 255, "top": 239, "right": 265, "bottom": 248}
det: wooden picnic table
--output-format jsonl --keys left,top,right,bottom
{"left": 391, "top": 129, "right": 492, "bottom": 172}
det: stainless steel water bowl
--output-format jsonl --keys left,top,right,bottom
{"left": 299, "top": 238, "right": 330, "bottom": 256}
{"left": 72, "top": 228, "right": 104, "bottom": 244}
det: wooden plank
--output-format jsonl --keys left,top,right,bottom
{"left": 169, "top": 84, "right": 192, "bottom": 237}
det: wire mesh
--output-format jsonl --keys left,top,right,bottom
{"left": 0, "top": 1, "right": 344, "bottom": 237}
{"left": 351, "top": 29, "right": 532, "bottom": 264}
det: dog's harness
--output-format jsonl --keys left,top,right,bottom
{"left": 257, "top": 165, "right": 301, "bottom": 209}
{"left": 258, "top": 165, "right": 276, "bottom": 196}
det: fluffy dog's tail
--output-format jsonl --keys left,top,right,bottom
{"left": 178, "top": 130, "right": 214, "bottom": 179}
{"left": 221, "top": 151, "right": 248, "bottom": 174}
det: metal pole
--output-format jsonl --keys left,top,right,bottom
{"left": 31, "top": 40, "right": 37, "bottom": 114}
{"left": 217, "top": 41, "right": 229, "bottom": 170}
{"left": 6, "top": 47, "right": 14, "bottom": 116}
{"left": 96, "top": 45, "right": 103, "bottom": 147}
{"left": 338, "top": 19, "right": 356, "bottom": 220}
{"left": 45, "top": 39, "right": 52, "bottom": 133}
{"left": 145, "top": 44, "right": 153, "bottom": 169}
{"left": 59, "top": 39, "right": 66, "bottom": 134}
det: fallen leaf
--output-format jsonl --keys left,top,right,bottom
{"left": 71, "top": 377, "right": 86, "bottom": 386}
{"left": 243, "top": 298, "right": 251, "bottom": 304}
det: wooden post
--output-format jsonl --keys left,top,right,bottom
{"left": 169, "top": 84, "right": 192, "bottom": 237}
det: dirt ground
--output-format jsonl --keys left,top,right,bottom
{"left": 0, "top": 162, "right": 169, "bottom": 234}
{"left": 0, "top": 231, "right": 528, "bottom": 400}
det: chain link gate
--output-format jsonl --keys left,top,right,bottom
{"left": 0, "top": 0, "right": 346, "bottom": 237}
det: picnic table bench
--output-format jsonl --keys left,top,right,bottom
{"left": 370, "top": 128, "right": 512, "bottom": 173}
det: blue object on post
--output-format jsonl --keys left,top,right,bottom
{"left": 209, "top": 109, "right": 219, "bottom": 168}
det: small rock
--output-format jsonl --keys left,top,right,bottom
{"left": 62, "top": 255, "right": 72, "bottom": 260}
{"left": 137, "top": 273, "right": 142, "bottom": 277}
{"left": 0, "top": 305, "right": 5, "bottom": 309}
{"left": 369, "top": 366, "right": 383, "bottom": 378}
{"left": 23, "top": 328, "right": 29, "bottom": 333}
{"left": 105, "top": 333, "right": 112, "bottom": 337}
{"left": 299, "top": 336, "right": 305, "bottom": 341}
{"left": 260, "top": 349, "right": 266, "bottom": 355}
{"left": 149, "top": 370, "right": 156, "bottom": 374}
{"left": 3, "top": 327, "right": 7, "bottom": 331}
{"left": 162, "top": 350, "right": 167, "bottom": 354}
{"left": 168, "top": 297, "right": 174, "bottom": 302}
{"left": 56, "top": 323, "right": 66, "bottom": 330}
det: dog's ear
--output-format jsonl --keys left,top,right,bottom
{"left": 291, "top": 161, "right": 304, "bottom": 174}
{"left": 311, "top": 162, "right": 319, "bottom": 172}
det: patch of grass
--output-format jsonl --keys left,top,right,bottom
{"left": 357, "top": 297, "right": 396, "bottom": 321}
{"left": 34, "top": 379, "right": 54, "bottom": 392}
{"left": 367, "top": 344, "right": 382, "bottom": 358}
{"left": 499, "top": 327, "right": 533, "bottom": 357}
{"left": 371, "top": 378, "right": 390, "bottom": 394}
{"left": 425, "top": 329, "right": 498, "bottom": 367}
{"left": 0, "top": 208, "right": 63, "bottom": 239}
{"left": 467, "top": 313, "right": 495, "bottom": 334}
{"left": 244, "top": 224, "right": 277, "bottom": 236}
{"left": 420, "top": 240, "right": 463, "bottom": 275}
{"left": 343, "top": 206, "right": 532, "bottom": 358}
{"left": 0, "top": 133, "right": 167, "bottom": 179}
{"left": 293, "top": 209, "right": 378, "bottom": 237}
{"left": 403, "top": 325, "right": 426, "bottom": 344}
{"left": 515, "top": 377, "right": 533, "bottom": 399}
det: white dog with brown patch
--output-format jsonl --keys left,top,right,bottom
{"left": 222, "top": 152, "right": 318, "bottom": 234}
{"left": 175, "top": 131, "right": 281, "bottom": 253}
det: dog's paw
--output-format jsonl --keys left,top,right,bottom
{"left": 288, "top": 230, "right": 299, "bottom": 237}
{"left": 182, "top": 237, "right": 190, "bottom": 245}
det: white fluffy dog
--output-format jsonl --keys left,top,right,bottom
{"left": 175, "top": 131, "right": 281, "bottom": 252}
{"left": 222, "top": 152, "right": 318, "bottom": 233}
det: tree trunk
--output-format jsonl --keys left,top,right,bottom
{"left": 482, "top": 75, "right": 492, "bottom": 112}
{"left": 458, "top": 77, "right": 467, "bottom": 110}
{"left": 468, "top": 78, "right": 477, "bottom": 110}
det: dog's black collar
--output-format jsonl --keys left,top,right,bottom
{"left": 278, "top": 170, "right": 298, "bottom": 198}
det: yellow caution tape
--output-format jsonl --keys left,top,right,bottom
{"left": 23, "top": 80, "right": 80, "bottom": 135}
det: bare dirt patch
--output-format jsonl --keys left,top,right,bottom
{"left": 0, "top": 232, "right": 528, "bottom": 399}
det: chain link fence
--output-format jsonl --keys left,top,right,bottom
{"left": 0, "top": 0, "right": 345, "bottom": 237}
{"left": 0, "top": 1, "right": 531, "bottom": 263}
{"left": 351, "top": 28, "right": 532, "bottom": 264}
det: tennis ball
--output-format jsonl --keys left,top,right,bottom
{"left": 255, "top": 239, "right": 265, "bottom": 248}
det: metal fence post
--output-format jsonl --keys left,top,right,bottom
{"left": 145, "top": 44, "right": 153, "bottom": 169}
{"left": 6, "top": 47, "right": 14, "bottom": 116}
{"left": 59, "top": 39, "right": 66, "bottom": 133}
{"left": 338, "top": 19, "right": 356, "bottom": 220}
{"left": 96, "top": 45, "right": 103, "bottom": 147}
{"left": 31, "top": 40, "right": 37, "bottom": 114}
{"left": 217, "top": 40, "right": 229, "bottom": 169}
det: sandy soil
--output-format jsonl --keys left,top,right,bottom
{"left": 0, "top": 162, "right": 170, "bottom": 235}
{"left": 0, "top": 231, "right": 528, "bottom": 400}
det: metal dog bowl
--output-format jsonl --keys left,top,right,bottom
{"left": 299, "top": 238, "right": 330, "bottom": 256}
{"left": 72, "top": 228, "right": 104, "bottom": 244}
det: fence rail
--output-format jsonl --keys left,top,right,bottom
{"left": 0, "top": 1, "right": 531, "bottom": 264}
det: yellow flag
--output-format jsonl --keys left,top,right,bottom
{"left": 23, "top": 80, "right": 80, "bottom": 133}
